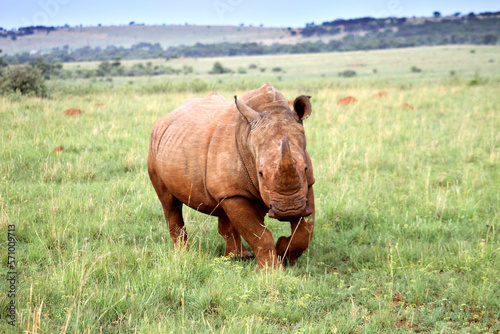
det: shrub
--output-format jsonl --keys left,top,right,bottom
{"left": 272, "top": 67, "right": 282, "bottom": 72}
{"left": 0, "top": 50, "right": 8, "bottom": 69}
{"left": 481, "top": 33, "right": 498, "bottom": 45}
{"left": 411, "top": 66, "right": 422, "bottom": 73}
{"left": 0, "top": 64, "right": 47, "bottom": 97}
{"left": 183, "top": 65, "right": 194, "bottom": 74}
{"left": 209, "top": 61, "right": 231, "bottom": 74}
{"left": 260, "top": 68, "right": 266, "bottom": 72}
{"left": 237, "top": 67, "right": 247, "bottom": 74}
{"left": 30, "top": 56, "right": 62, "bottom": 79}
{"left": 467, "top": 78, "right": 480, "bottom": 86}
{"left": 248, "top": 64, "right": 258, "bottom": 69}
{"left": 339, "top": 70, "right": 357, "bottom": 77}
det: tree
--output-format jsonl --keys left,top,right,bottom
{"left": 30, "top": 56, "right": 57, "bottom": 79}
{"left": 97, "top": 61, "right": 112, "bottom": 76}
{"left": 209, "top": 61, "right": 231, "bottom": 74}
{"left": 0, "top": 49, "right": 8, "bottom": 68}
{"left": 433, "top": 11, "right": 441, "bottom": 18}
{"left": 112, "top": 56, "right": 122, "bottom": 67}
{"left": 481, "top": 33, "right": 498, "bottom": 45}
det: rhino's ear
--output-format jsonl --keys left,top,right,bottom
{"left": 293, "top": 95, "right": 312, "bottom": 121}
{"left": 234, "top": 96, "right": 261, "bottom": 124}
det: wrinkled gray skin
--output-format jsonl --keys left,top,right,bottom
{"left": 148, "top": 84, "right": 315, "bottom": 269}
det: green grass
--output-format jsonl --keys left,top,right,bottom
{"left": 0, "top": 46, "right": 499, "bottom": 333}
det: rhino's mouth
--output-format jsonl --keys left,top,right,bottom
{"left": 268, "top": 199, "right": 312, "bottom": 220}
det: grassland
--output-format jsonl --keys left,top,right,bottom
{"left": 0, "top": 46, "right": 499, "bottom": 333}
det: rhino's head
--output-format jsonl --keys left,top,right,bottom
{"left": 235, "top": 91, "right": 315, "bottom": 221}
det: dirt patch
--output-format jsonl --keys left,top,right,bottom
{"left": 64, "top": 108, "right": 82, "bottom": 116}
{"left": 54, "top": 146, "right": 63, "bottom": 152}
{"left": 337, "top": 96, "right": 357, "bottom": 106}
{"left": 373, "top": 91, "right": 388, "bottom": 98}
{"left": 396, "top": 318, "right": 408, "bottom": 328}
{"left": 393, "top": 291, "right": 404, "bottom": 305}
{"left": 401, "top": 103, "right": 415, "bottom": 110}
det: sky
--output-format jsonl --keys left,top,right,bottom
{"left": 0, "top": 0, "right": 499, "bottom": 30}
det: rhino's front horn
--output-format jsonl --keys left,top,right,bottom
{"left": 276, "top": 136, "right": 301, "bottom": 193}
{"left": 234, "top": 96, "right": 261, "bottom": 124}
{"left": 280, "top": 136, "right": 294, "bottom": 166}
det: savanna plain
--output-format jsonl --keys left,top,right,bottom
{"left": 0, "top": 45, "right": 499, "bottom": 333}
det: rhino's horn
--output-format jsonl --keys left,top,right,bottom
{"left": 280, "top": 136, "right": 294, "bottom": 166}
{"left": 234, "top": 96, "right": 261, "bottom": 124}
{"left": 277, "top": 136, "right": 301, "bottom": 192}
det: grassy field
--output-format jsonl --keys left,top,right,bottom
{"left": 0, "top": 46, "right": 499, "bottom": 333}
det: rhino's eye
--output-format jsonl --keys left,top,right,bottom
{"left": 305, "top": 167, "right": 308, "bottom": 173}
{"left": 258, "top": 171, "right": 263, "bottom": 177}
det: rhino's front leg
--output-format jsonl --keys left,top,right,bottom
{"left": 276, "top": 187, "right": 315, "bottom": 264}
{"left": 220, "top": 197, "right": 280, "bottom": 269}
{"left": 218, "top": 216, "right": 254, "bottom": 259}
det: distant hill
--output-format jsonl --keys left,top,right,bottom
{"left": 0, "top": 24, "right": 313, "bottom": 54}
{"left": 1, "top": 11, "right": 498, "bottom": 63}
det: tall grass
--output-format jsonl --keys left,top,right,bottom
{"left": 0, "top": 46, "right": 499, "bottom": 333}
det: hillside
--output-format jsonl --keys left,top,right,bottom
{"left": 0, "top": 24, "right": 313, "bottom": 54}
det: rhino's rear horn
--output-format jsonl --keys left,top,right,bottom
{"left": 235, "top": 96, "right": 261, "bottom": 124}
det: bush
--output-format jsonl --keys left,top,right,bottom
{"left": 0, "top": 64, "right": 47, "bottom": 96}
{"left": 183, "top": 65, "right": 194, "bottom": 74}
{"left": 339, "top": 70, "right": 357, "bottom": 77}
{"left": 209, "top": 61, "right": 231, "bottom": 74}
{"left": 248, "top": 64, "right": 258, "bottom": 69}
{"left": 481, "top": 33, "right": 498, "bottom": 45}
{"left": 411, "top": 66, "right": 422, "bottom": 73}
{"left": 30, "top": 56, "right": 62, "bottom": 79}
{"left": 467, "top": 78, "right": 480, "bottom": 86}
{"left": 237, "top": 67, "right": 247, "bottom": 74}
{"left": 272, "top": 67, "right": 282, "bottom": 72}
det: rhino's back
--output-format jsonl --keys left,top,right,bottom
{"left": 149, "top": 93, "right": 237, "bottom": 213}
{"left": 151, "top": 93, "right": 231, "bottom": 154}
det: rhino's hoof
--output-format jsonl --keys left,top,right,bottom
{"left": 225, "top": 250, "right": 254, "bottom": 260}
{"left": 240, "top": 250, "right": 255, "bottom": 260}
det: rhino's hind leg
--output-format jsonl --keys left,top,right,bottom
{"left": 218, "top": 217, "right": 253, "bottom": 259}
{"left": 148, "top": 166, "right": 187, "bottom": 247}
{"left": 163, "top": 197, "right": 187, "bottom": 247}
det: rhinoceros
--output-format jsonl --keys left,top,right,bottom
{"left": 147, "top": 84, "right": 315, "bottom": 269}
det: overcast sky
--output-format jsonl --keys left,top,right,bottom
{"left": 0, "top": 0, "right": 498, "bottom": 30}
